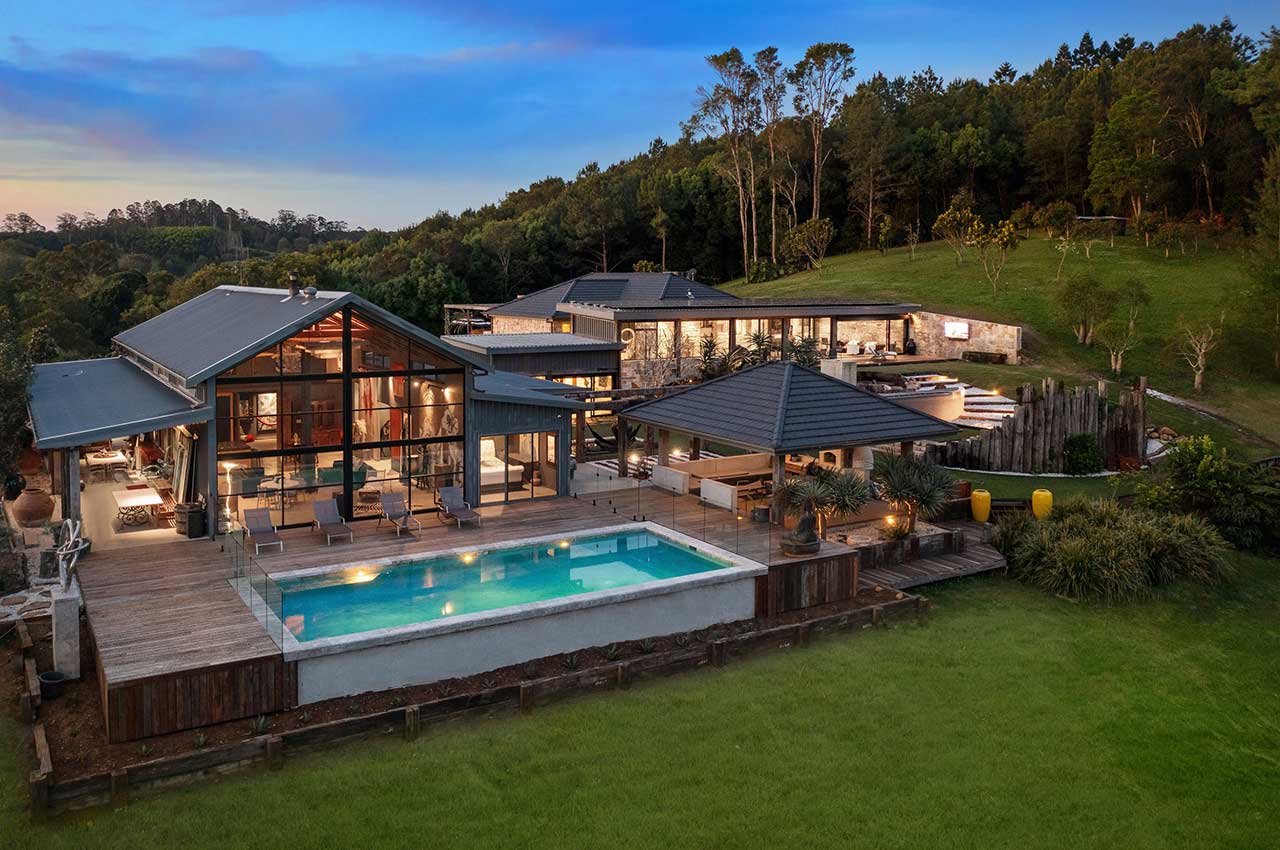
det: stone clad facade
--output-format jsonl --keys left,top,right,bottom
{"left": 910, "top": 311, "right": 1022, "bottom": 364}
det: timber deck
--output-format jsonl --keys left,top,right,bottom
{"left": 76, "top": 490, "right": 989, "bottom": 741}
{"left": 860, "top": 543, "right": 1006, "bottom": 590}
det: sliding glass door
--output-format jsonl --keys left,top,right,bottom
{"left": 478, "top": 432, "right": 558, "bottom": 505}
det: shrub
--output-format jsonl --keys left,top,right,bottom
{"left": 747, "top": 258, "right": 784, "bottom": 283}
{"left": 872, "top": 454, "right": 953, "bottom": 533}
{"left": 1137, "top": 436, "right": 1280, "bottom": 551}
{"left": 1062, "top": 433, "right": 1104, "bottom": 475}
{"left": 996, "top": 498, "right": 1231, "bottom": 603}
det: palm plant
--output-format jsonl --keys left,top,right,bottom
{"left": 781, "top": 470, "right": 871, "bottom": 537}
{"left": 872, "top": 453, "right": 954, "bottom": 534}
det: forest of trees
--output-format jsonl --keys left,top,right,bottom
{"left": 1, "top": 19, "right": 1277, "bottom": 364}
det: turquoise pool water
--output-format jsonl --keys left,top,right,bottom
{"left": 277, "top": 529, "right": 729, "bottom": 642}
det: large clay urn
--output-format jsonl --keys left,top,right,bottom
{"left": 12, "top": 487, "right": 54, "bottom": 527}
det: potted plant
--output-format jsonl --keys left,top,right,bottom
{"left": 872, "top": 453, "right": 954, "bottom": 536}
{"left": 780, "top": 469, "right": 871, "bottom": 555}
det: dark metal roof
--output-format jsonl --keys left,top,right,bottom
{"left": 487, "top": 273, "right": 736, "bottom": 319}
{"left": 442, "top": 333, "right": 623, "bottom": 355}
{"left": 622, "top": 361, "right": 957, "bottom": 453}
{"left": 114, "top": 285, "right": 490, "bottom": 386}
{"left": 27, "top": 357, "right": 212, "bottom": 450}
{"left": 560, "top": 298, "right": 919, "bottom": 322}
{"left": 473, "top": 371, "right": 586, "bottom": 410}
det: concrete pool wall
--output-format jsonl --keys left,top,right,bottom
{"left": 267, "top": 523, "right": 765, "bottom": 705}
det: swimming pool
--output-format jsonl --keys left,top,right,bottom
{"left": 278, "top": 527, "right": 733, "bottom": 642}
{"left": 257, "top": 523, "right": 765, "bottom": 704}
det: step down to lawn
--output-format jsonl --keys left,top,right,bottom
{"left": 859, "top": 544, "right": 1006, "bottom": 591}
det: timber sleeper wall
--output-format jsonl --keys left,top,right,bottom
{"left": 26, "top": 594, "right": 927, "bottom": 817}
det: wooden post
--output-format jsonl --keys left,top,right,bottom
{"left": 689, "top": 437, "right": 702, "bottom": 461}
{"left": 828, "top": 317, "right": 839, "bottom": 358}
{"left": 616, "top": 415, "right": 628, "bottom": 478}
{"left": 770, "top": 453, "right": 786, "bottom": 523}
{"left": 657, "top": 429, "right": 670, "bottom": 466}
{"left": 899, "top": 440, "right": 914, "bottom": 458}
{"left": 1135, "top": 376, "right": 1148, "bottom": 463}
{"left": 574, "top": 411, "right": 586, "bottom": 463}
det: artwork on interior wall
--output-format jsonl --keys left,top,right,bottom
{"left": 944, "top": 321, "right": 971, "bottom": 340}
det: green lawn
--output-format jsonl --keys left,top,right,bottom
{"left": 725, "top": 237, "right": 1280, "bottom": 447}
{"left": 5, "top": 554, "right": 1277, "bottom": 849}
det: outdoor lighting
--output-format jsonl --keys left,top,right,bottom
{"left": 629, "top": 453, "right": 641, "bottom": 464}
{"left": 559, "top": 540, "right": 570, "bottom": 549}
{"left": 441, "top": 601, "right": 455, "bottom": 616}
{"left": 350, "top": 570, "right": 376, "bottom": 584}
{"left": 461, "top": 553, "right": 476, "bottom": 564}
{"left": 885, "top": 515, "right": 897, "bottom": 527}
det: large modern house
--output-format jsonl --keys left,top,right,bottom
{"left": 445, "top": 272, "right": 1022, "bottom": 391}
{"left": 26, "top": 284, "right": 585, "bottom": 550}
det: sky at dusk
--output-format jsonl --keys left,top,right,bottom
{"left": 2, "top": 1, "right": 1274, "bottom": 230}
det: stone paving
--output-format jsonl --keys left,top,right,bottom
{"left": 0, "top": 586, "right": 52, "bottom": 624}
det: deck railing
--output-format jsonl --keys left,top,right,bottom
{"left": 219, "top": 527, "right": 285, "bottom": 650}
{"left": 571, "top": 462, "right": 782, "bottom": 566}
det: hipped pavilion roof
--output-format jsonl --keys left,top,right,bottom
{"left": 621, "top": 361, "right": 957, "bottom": 454}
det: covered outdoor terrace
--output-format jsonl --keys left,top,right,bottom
{"left": 614, "top": 362, "right": 959, "bottom": 540}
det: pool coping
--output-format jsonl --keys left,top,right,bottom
{"left": 253, "top": 522, "right": 767, "bottom": 662}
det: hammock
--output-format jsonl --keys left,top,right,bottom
{"left": 585, "top": 421, "right": 641, "bottom": 450}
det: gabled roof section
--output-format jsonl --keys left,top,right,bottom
{"left": 442, "top": 333, "right": 623, "bottom": 355}
{"left": 27, "top": 357, "right": 212, "bottom": 450}
{"left": 114, "top": 285, "right": 489, "bottom": 386}
{"left": 622, "top": 361, "right": 957, "bottom": 453}
{"left": 487, "top": 272, "right": 736, "bottom": 319}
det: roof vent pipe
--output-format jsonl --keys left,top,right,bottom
{"left": 287, "top": 271, "right": 300, "bottom": 298}
{"left": 302, "top": 286, "right": 318, "bottom": 302}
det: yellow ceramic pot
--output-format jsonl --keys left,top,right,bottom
{"left": 1031, "top": 488, "right": 1053, "bottom": 519}
{"left": 971, "top": 489, "right": 992, "bottom": 523}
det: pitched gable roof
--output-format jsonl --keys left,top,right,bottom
{"left": 487, "top": 272, "right": 736, "bottom": 319}
{"left": 114, "top": 285, "right": 489, "bottom": 386}
{"left": 622, "top": 361, "right": 957, "bottom": 452}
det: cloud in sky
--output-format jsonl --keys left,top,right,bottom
{"left": 2, "top": 1, "right": 1274, "bottom": 228}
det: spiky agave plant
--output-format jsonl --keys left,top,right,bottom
{"left": 872, "top": 453, "right": 954, "bottom": 534}
{"left": 781, "top": 471, "right": 871, "bottom": 536}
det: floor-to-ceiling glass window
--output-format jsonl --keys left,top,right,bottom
{"left": 479, "top": 431, "right": 559, "bottom": 505}
{"left": 215, "top": 308, "right": 466, "bottom": 529}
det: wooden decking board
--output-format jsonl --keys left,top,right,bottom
{"left": 860, "top": 544, "right": 1005, "bottom": 590}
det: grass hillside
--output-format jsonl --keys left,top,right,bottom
{"left": 724, "top": 236, "right": 1279, "bottom": 449}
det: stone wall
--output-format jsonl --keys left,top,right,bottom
{"left": 910, "top": 311, "right": 1021, "bottom": 364}
{"left": 491, "top": 315, "right": 553, "bottom": 334}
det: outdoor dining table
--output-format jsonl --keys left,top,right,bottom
{"left": 85, "top": 450, "right": 129, "bottom": 481}
{"left": 112, "top": 486, "right": 163, "bottom": 526}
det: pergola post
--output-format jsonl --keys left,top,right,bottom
{"left": 616, "top": 415, "right": 629, "bottom": 478}
{"left": 689, "top": 436, "right": 702, "bottom": 461}
{"left": 899, "top": 440, "right": 915, "bottom": 458}
{"left": 657, "top": 429, "right": 670, "bottom": 467}
{"left": 574, "top": 411, "right": 586, "bottom": 462}
{"left": 63, "top": 448, "right": 82, "bottom": 523}
{"left": 828, "top": 317, "right": 838, "bottom": 358}
{"left": 770, "top": 453, "right": 786, "bottom": 524}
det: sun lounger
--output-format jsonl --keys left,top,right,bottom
{"left": 311, "top": 497, "right": 353, "bottom": 545}
{"left": 377, "top": 492, "right": 421, "bottom": 537}
{"left": 242, "top": 507, "right": 284, "bottom": 554}
{"left": 435, "top": 486, "right": 480, "bottom": 528}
